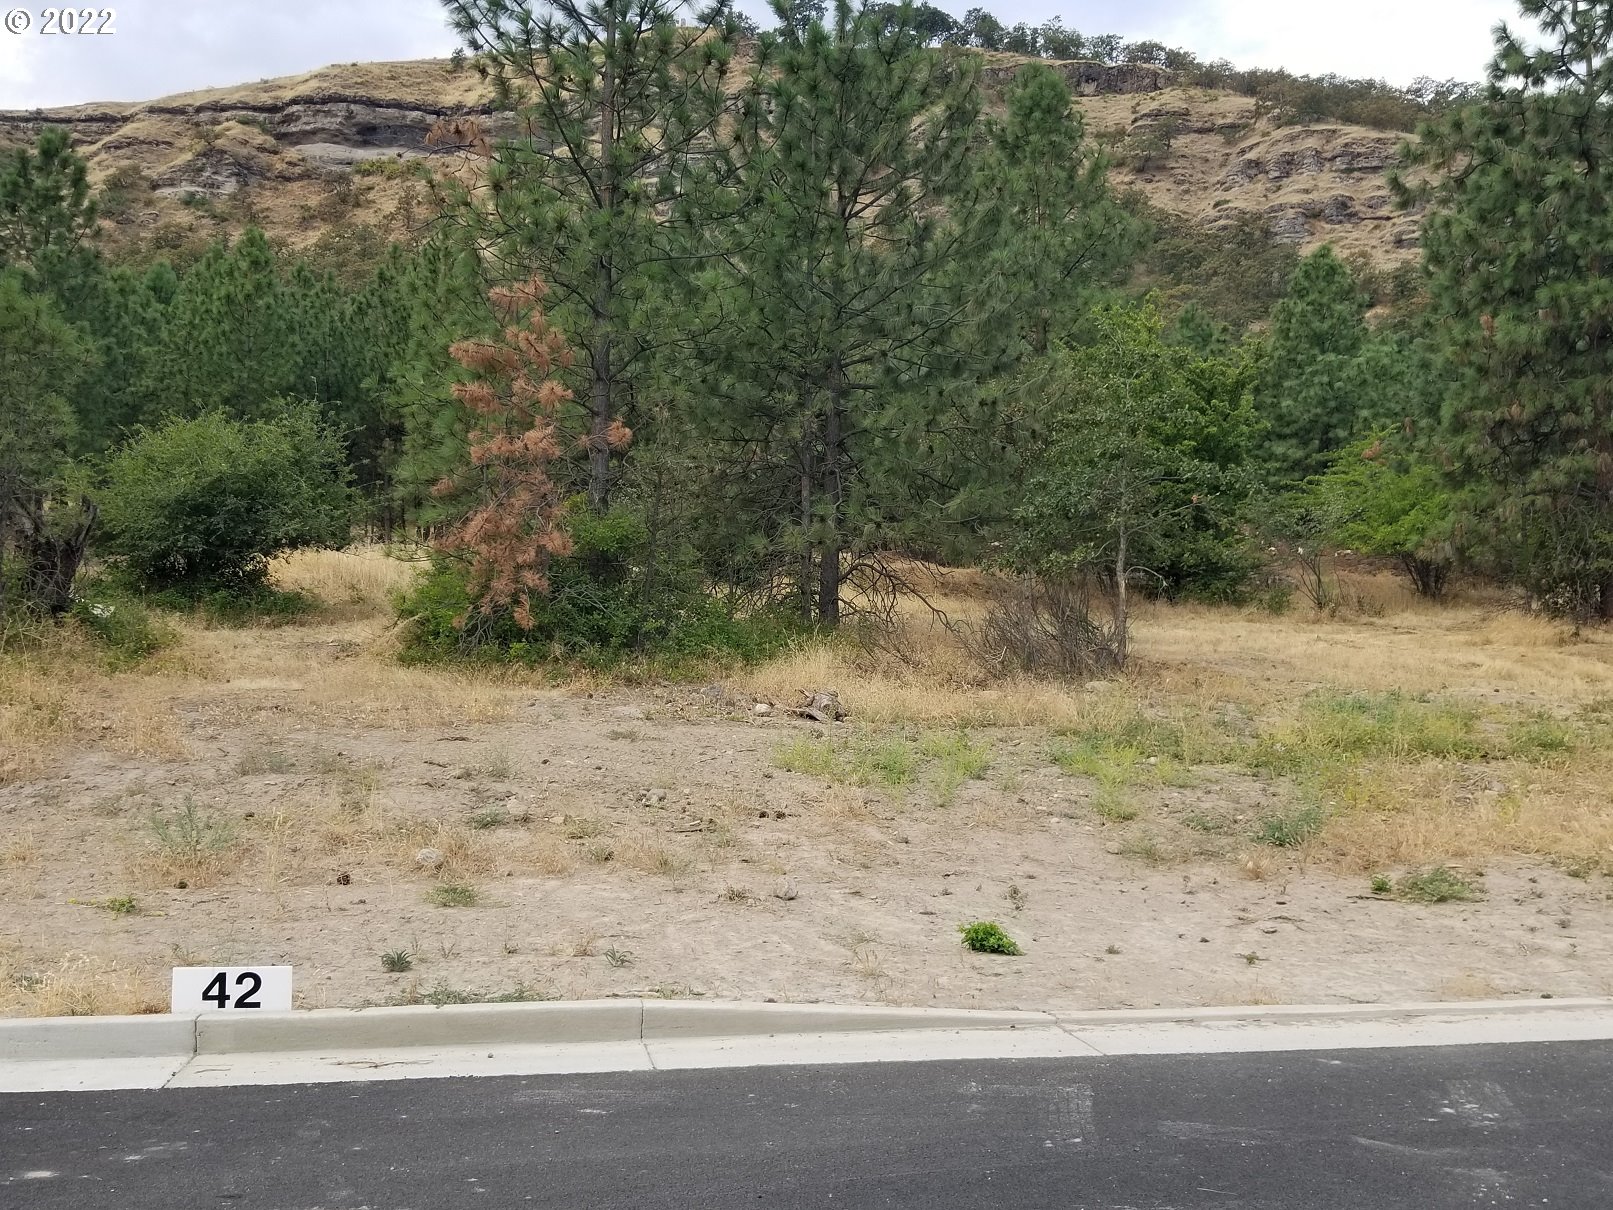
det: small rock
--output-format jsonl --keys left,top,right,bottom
{"left": 774, "top": 877, "right": 798, "bottom": 901}
{"left": 548, "top": 813, "right": 567, "bottom": 825}
{"left": 753, "top": 702, "right": 773, "bottom": 717}
{"left": 336, "top": 872, "right": 352, "bottom": 886}
{"left": 638, "top": 788, "right": 668, "bottom": 807}
{"left": 610, "top": 706, "right": 646, "bottom": 720}
{"left": 415, "top": 847, "right": 445, "bottom": 871}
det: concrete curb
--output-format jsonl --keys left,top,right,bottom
{"left": 5, "top": 999, "right": 1055, "bottom": 1065}
{"left": 6, "top": 997, "right": 1611, "bottom": 1071}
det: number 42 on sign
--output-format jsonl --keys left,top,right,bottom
{"left": 171, "top": 966, "right": 293, "bottom": 1013}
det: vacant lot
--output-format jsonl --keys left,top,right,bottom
{"left": 3, "top": 550, "right": 1611, "bottom": 1016}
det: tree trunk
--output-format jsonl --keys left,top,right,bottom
{"left": 798, "top": 422, "right": 814, "bottom": 625}
{"left": 9, "top": 497, "right": 96, "bottom": 618}
{"left": 1601, "top": 572, "right": 1613, "bottom": 622}
{"left": 816, "top": 379, "right": 843, "bottom": 626}
{"left": 588, "top": 19, "right": 619, "bottom": 516}
{"left": 1112, "top": 522, "right": 1129, "bottom": 670}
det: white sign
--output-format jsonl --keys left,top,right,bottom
{"left": 171, "top": 966, "right": 293, "bottom": 1014}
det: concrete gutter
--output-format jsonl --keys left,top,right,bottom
{"left": 5, "top": 997, "right": 1612, "bottom": 1093}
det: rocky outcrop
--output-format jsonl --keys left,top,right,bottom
{"left": 1223, "top": 130, "right": 1402, "bottom": 187}
{"left": 0, "top": 91, "right": 512, "bottom": 157}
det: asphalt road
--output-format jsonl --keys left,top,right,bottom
{"left": 4, "top": 1042, "right": 1610, "bottom": 1209}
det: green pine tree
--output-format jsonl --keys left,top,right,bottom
{"left": 0, "top": 129, "right": 99, "bottom": 303}
{"left": 1257, "top": 245, "right": 1370, "bottom": 484}
{"left": 440, "top": 0, "right": 744, "bottom": 513}
{"left": 983, "top": 62, "right": 1140, "bottom": 356}
{"left": 1394, "top": 0, "right": 1613, "bottom": 618}
{"left": 695, "top": 0, "right": 984, "bottom": 624}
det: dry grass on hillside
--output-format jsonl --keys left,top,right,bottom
{"left": 4, "top": 549, "right": 1613, "bottom": 1018}
{"left": 4, "top": 549, "right": 1612, "bottom": 877}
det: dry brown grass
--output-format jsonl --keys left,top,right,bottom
{"left": 269, "top": 545, "right": 424, "bottom": 614}
{"left": 0, "top": 947, "right": 165, "bottom": 1017}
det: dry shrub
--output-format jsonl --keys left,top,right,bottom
{"left": 390, "top": 818, "right": 497, "bottom": 879}
{"left": 0, "top": 948, "right": 165, "bottom": 1017}
{"left": 956, "top": 576, "right": 1125, "bottom": 680}
{"left": 522, "top": 832, "right": 576, "bottom": 876}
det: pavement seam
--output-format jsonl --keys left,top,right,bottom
{"left": 1050, "top": 1020, "right": 1109, "bottom": 1057}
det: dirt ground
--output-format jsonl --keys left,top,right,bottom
{"left": 3, "top": 552, "right": 1612, "bottom": 1016}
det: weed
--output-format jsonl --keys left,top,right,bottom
{"left": 586, "top": 840, "right": 615, "bottom": 863}
{"left": 959, "top": 920, "right": 1022, "bottom": 955}
{"left": 720, "top": 885, "right": 753, "bottom": 903}
{"left": 381, "top": 948, "right": 413, "bottom": 973}
{"left": 1505, "top": 717, "right": 1576, "bottom": 762}
{"left": 1093, "top": 789, "right": 1140, "bottom": 822}
{"left": 605, "top": 727, "right": 642, "bottom": 741}
{"left": 1240, "top": 951, "right": 1263, "bottom": 965}
{"left": 1105, "top": 943, "right": 1122, "bottom": 955}
{"left": 149, "top": 798, "right": 238, "bottom": 869}
{"left": 463, "top": 748, "right": 515, "bottom": 781}
{"left": 1254, "top": 804, "right": 1324, "bottom": 848}
{"left": 399, "top": 980, "right": 553, "bottom": 1007}
{"left": 562, "top": 815, "right": 606, "bottom": 840}
{"left": 1183, "top": 812, "right": 1230, "bottom": 834}
{"left": 921, "top": 731, "right": 992, "bottom": 804}
{"left": 569, "top": 932, "right": 598, "bottom": 958}
{"left": 1396, "top": 867, "right": 1481, "bottom": 903}
{"left": 1119, "top": 834, "right": 1169, "bottom": 863}
{"left": 469, "top": 807, "right": 511, "bottom": 830}
{"left": 235, "top": 746, "right": 293, "bottom": 776}
{"left": 1370, "top": 874, "right": 1392, "bottom": 895}
{"left": 101, "top": 896, "right": 140, "bottom": 916}
{"left": 425, "top": 883, "right": 479, "bottom": 908}
{"left": 856, "top": 739, "right": 918, "bottom": 786}
{"left": 603, "top": 946, "right": 633, "bottom": 968}
{"left": 774, "top": 737, "right": 838, "bottom": 777}
{"left": 1247, "top": 692, "right": 1481, "bottom": 774}
{"left": 1006, "top": 884, "right": 1028, "bottom": 912}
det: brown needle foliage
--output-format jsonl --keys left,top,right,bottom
{"left": 434, "top": 276, "right": 629, "bottom": 629}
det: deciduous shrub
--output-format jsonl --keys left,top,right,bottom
{"left": 96, "top": 406, "right": 352, "bottom": 597}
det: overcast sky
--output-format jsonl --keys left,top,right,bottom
{"left": 0, "top": 1, "right": 1536, "bottom": 109}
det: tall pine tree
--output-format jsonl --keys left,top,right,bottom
{"left": 1396, "top": 0, "right": 1613, "bottom": 617}
{"left": 1256, "top": 245, "right": 1370, "bottom": 484}
{"left": 695, "top": 0, "right": 984, "bottom": 624}
{"left": 439, "top": 0, "right": 744, "bottom": 513}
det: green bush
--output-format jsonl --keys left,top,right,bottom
{"left": 959, "top": 921, "right": 1022, "bottom": 956}
{"left": 396, "top": 501, "right": 800, "bottom": 670}
{"left": 68, "top": 586, "right": 175, "bottom": 667}
{"left": 96, "top": 406, "right": 352, "bottom": 598}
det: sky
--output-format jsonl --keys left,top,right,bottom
{"left": 0, "top": 1, "right": 1538, "bottom": 110}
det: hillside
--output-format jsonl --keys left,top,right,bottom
{"left": 0, "top": 54, "right": 1420, "bottom": 266}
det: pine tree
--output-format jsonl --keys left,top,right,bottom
{"left": 0, "top": 273, "right": 95, "bottom": 617}
{"left": 439, "top": 0, "right": 743, "bottom": 514}
{"left": 1257, "top": 245, "right": 1370, "bottom": 483}
{"left": 147, "top": 229, "right": 298, "bottom": 418}
{"left": 697, "top": 0, "right": 984, "bottom": 624}
{"left": 984, "top": 62, "right": 1139, "bottom": 356}
{"left": 432, "top": 275, "right": 607, "bottom": 630}
{"left": 0, "top": 129, "right": 99, "bottom": 302}
{"left": 68, "top": 263, "right": 169, "bottom": 454}
{"left": 1395, "top": 0, "right": 1613, "bottom": 617}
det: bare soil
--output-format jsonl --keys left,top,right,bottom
{"left": 4, "top": 611, "right": 1610, "bottom": 1015}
